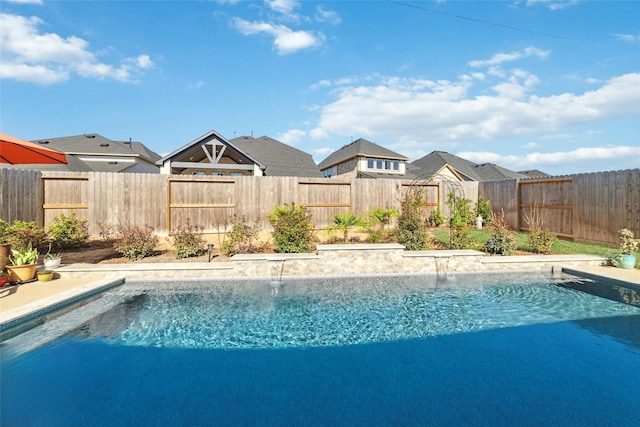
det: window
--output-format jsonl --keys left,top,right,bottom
{"left": 367, "top": 159, "right": 374, "bottom": 169}
{"left": 376, "top": 159, "right": 383, "bottom": 169}
{"left": 385, "top": 160, "right": 391, "bottom": 170}
{"left": 211, "top": 172, "right": 224, "bottom": 176}
{"left": 322, "top": 169, "right": 332, "bottom": 177}
{"left": 393, "top": 161, "right": 399, "bottom": 171}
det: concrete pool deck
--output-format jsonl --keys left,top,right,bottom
{"left": 1, "top": 247, "right": 638, "bottom": 332}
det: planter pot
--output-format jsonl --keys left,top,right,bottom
{"left": 616, "top": 254, "right": 637, "bottom": 269}
{"left": 0, "top": 244, "right": 10, "bottom": 271}
{"left": 44, "top": 258, "right": 61, "bottom": 269}
{"left": 0, "top": 275, "right": 8, "bottom": 287}
{"left": 6, "top": 264, "right": 37, "bottom": 282}
{"left": 37, "top": 271, "right": 54, "bottom": 282}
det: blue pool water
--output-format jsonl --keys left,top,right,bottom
{"left": 2, "top": 273, "right": 640, "bottom": 426}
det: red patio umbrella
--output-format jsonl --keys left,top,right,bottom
{"left": 0, "top": 133, "right": 68, "bottom": 165}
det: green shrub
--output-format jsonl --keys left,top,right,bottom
{"left": 446, "top": 193, "right": 474, "bottom": 249}
{"left": 484, "top": 210, "right": 516, "bottom": 255}
{"left": 328, "top": 212, "right": 368, "bottom": 243}
{"left": 427, "top": 206, "right": 445, "bottom": 227}
{"left": 4, "top": 220, "right": 49, "bottom": 250}
{"left": 0, "top": 219, "right": 8, "bottom": 244}
{"left": 529, "top": 229, "right": 555, "bottom": 254}
{"left": 365, "top": 207, "right": 398, "bottom": 243}
{"left": 394, "top": 194, "right": 429, "bottom": 250}
{"left": 267, "top": 203, "right": 315, "bottom": 253}
{"left": 171, "top": 220, "right": 205, "bottom": 259}
{"left": 222, "top": 216, "right": 264, "bottom": 257}
{"left": 475, "top": 196, "right": 492, "bottom": 227}
{"left": 114, "top": 225, "right": 158, "bottom": 261}
{"left": 48, "top": 213, "right": 89, "bottom": 249}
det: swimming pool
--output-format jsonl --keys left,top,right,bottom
{"left": 2, "top": 272, "right": 640, "bottom": 426}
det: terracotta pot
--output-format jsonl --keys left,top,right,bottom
{"left": 6, "top": 264, "right": 37, "bottom": 282}
{"left": 0, "top": 244, "right": 10, "bottom": 271}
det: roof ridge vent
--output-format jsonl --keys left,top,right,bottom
{"left": 84, "top": 134, "right": 96, "bottom": 138}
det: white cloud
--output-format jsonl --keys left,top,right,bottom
{"left": 315, "top": 5, "right": 341, "bottom": 25}
{"left": 187, "top": 80, "right": 205, "bottom": 90}
{"left": 232, "top": 18, "right": 323, "bottom": 54}
{"left": 309, "top": 71, "right": 640, "bottom": 146}
{"left": 0, "top": 13, "right": 153, "bottom": 85}
{"left": 277, "top": 129, "right": 306, "bottom": 146}
{"left": 614, "top": 33, "right": 640, "bottom": 42}
{"left": 523, "top": 142, "right": 540, "bottom": 149}
{"left": 458, "top": 146, "right": 640, "bottom": 170}
{"left": 469, "top": 47, "right": 549, "bottom": 68}
{"left": 525, "top": 0, "right": 581, "bottom": 11}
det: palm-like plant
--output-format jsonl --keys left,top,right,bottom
{"left": 368, "top": 207, "right": 398, "bottom": 230}
{"left": 328, "top": 212, "right": 367, "bottom": 243}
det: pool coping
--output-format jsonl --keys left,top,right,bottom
{"left": 0, "top": 277, "right": 125, "bottom": 332}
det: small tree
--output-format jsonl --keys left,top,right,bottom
{"left": 222, "top": 216, "right": 264, "bottom": 257}
{"left": 475, "top": 196, "right": 492, "bottom": 227}
{"left": 328, "top": 212, "right": 367, "bottom": 243}
{"left": 366, "top": 207, "right": 398, "bottom": 243}
{"left": 394, "top": 193, "right": 429, "bottom": 250}
{"left": 171, "top": 219, "right": 205, "bottom": 259}
{"left": 268, "top": 203, "right": 315, "bottom": 253}
{"left": 446, "top": 193, "right": 473, "bottom": 249}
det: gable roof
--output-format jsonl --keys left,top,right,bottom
{"left": 318, "top": 138, "right": 408, "bottom": 170}
{"left": 156, "top": 130, "right": 266, "bottom": 171}
{"left": 33, "top": 133, "right": 161, "bottom": 163}
{"left": 230, "top": 135, "right": 322, "bottom": 177}
{"left": 411, "top": 151, "right": 540, "bottom": 181}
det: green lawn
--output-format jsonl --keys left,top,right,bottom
{"left": 430, "top": 227, "right": 638, "bottom": 268}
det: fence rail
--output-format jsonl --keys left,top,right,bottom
{"left": 2, "top": 168, "right": 636, "bottom": 246}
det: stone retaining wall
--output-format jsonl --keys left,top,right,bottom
{"left": 58, "top": 244, "right": 608, "bottom": 280}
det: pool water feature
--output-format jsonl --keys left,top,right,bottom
{"left": 2, "top": 273, "right": 640, "bottom": 426}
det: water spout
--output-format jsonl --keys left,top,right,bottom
{"left": 268, "top": 259, "right": 286, "bottom": 296}
{"left": 435, "top": 257, "right": 450, "bottom": 282}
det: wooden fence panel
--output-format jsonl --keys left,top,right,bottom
{"left": 169, "top": 176, "right": 234, "bottom": 234}
{"left": 518, "top": 178, "right": 573, "bottom": 237}
{"left": 297, "top": 179, "right": 351, "bottom": 227}
{"left": 41, "top": 172, "right": 89, "bottom": 226}
{"left": 478, "top": 179, "right": 519, "bottom": 228}
{"left": 0, "top": 169, "right": 42, "bottom": 224}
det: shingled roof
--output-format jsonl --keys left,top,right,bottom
{"left": 318, "top": 138, "right": 408, "bottom": 170}
{"left": 231, "top": 136, "right": 321, "bottom": 177}
{"left": 411, "top": 151, "right": 541, "bottom": 181}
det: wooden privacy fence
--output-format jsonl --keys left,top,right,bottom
{"left": 480, "top": 169, "right": 640, "bottom": 246}
{"left": 0, "top": 171, "right": 481, "bottom": 237}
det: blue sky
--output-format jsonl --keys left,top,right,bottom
{"left": 1, "top": 0, "right": 638, "bottom": 175}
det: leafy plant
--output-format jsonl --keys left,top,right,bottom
{"left": 522, "top": 187, "right": 556, "bottom": 254}
{"left": 113, "top": 225, "right": 159, "bottom": 261}
{"left": 4, "top": 220, "right": 49, "bottom": 250}
{"left": 365, "top": 207, "right": 398, "bottom": 243}
{"left": 528, "top": 229, "right": 555, "bottom": 254}
{"left": 394, "top": 193, "right": 429, "bottom": 250}
{"left": 475, "top": 196, "right": 492, "bottom": 227}
{"left": 267, "top": 203, "right": 315, "bottom": 253}
{"left": 327, "top": 212, "right": 368, "bottom": 243}
{"left": 222, "top": 216, "right": 264, "bottom": 257}
{"left": 0, "top": 219, "right": 8, "bottom": 244}
{"left": 171, "top": 220, "right": 205, "bottom": 259}
{"left": 48, "top": 212, "right": 89, "bottom": 249}
{"left": 616, "top": 228, "right": 639, "bottom": 255}
{"left": 9, "top": 243, "right": 39, "bottom": 266}
{"left": 427, "top": 206, "right": 445, "bottom": 227}
{"left": 446, "top": 193, "right": 473, "bottom": 249}
{"left": 44, "top": 243, "right": 61, "bottom": 261}
{"left": 484, "top": 210, "right": 516, "bottom": 255}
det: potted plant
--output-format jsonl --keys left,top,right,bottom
{"left": 37, "top": 269, "right": 54, "bottom": 282}
{"left": 6, "top": 243, "right": 39, "bottom": 282}
{"left": 612, "top": 228, "right": 639, "bottom": 269}
{"left": 44, "top": 245, "right": 62, "bottom": 269}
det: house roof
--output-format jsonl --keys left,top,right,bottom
{"left": 156, "top": 130, "right": 266, "bottom": 170}
{"left": 317, "top": 138, "right": 408, "bottom": 170}
{"left": 230, "top": 135, "right": 322, "bottom": 177}
{"left": 411, "top": 151, "right": 539, "bottom": 181}
{"left": 26, "top": 133, "right": 160, "bottom": 172}
{"left": 33, "top": 133, "right": 161, "bottom": 163}
{"left": 518, "top": 169, "right": 551, "bottom": 178}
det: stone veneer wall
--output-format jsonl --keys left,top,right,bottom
{"left": 59, "top": 244, "right": 608, "bottom": 280}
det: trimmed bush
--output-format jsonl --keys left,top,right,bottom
{"left": 114, "top": 225, "right": 158, "bottom": 261}
{"left": 222, "top": 216, "right": 264, "bottom": 257}
{"left": 48, "top": 213, "right": 89, "bottom": 249}
{"left": 268, "top": 203, "right": 315, "bottom": 253}
{"left": 171, "top": 220, "right": 205, "bottom": 259}
{"left": 4, "top": 220, "right": 49, "bottom": 250}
